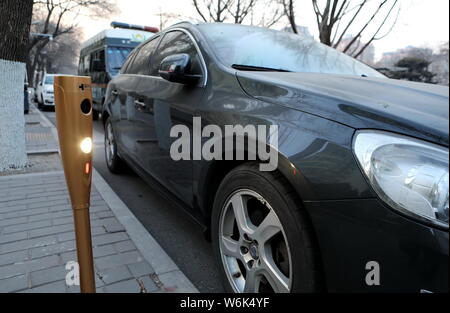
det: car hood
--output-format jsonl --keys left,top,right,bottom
{"left": 237, "top": 72, "right": 449, "bottom": 146}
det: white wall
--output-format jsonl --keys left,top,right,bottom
{"left": 0, "top": 58, "right": 27, "bottom": 171}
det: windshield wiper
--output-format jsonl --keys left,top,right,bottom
{"left": 232, "top": 64, "right": 291, "bottom": 72}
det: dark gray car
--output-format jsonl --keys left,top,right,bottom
{"left": 102, "top": 22, "right": 449, "bottom": 293}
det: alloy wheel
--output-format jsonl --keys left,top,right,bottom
{"left": 219, "top": 189, "right": 292, "bottom": 293}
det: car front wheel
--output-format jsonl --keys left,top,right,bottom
{"left": 212, "top": 163, "right": 322, "bottom": 293}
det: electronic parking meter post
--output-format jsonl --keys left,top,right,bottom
{"left": 54, "top": 76, "right": 96, "bottom": 293}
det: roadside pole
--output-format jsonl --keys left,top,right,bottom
{"left": 54, "top": 75, "right": 96, "bottom": 293}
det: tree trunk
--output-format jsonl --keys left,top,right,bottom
{"left": 288, "top": 0, "right": 298, "bottom": 34}
{"left": 29, "top": 43, "right": 46, "bottom": 87}
{"left": 0, "top": 0, "right": 33, "bottom": 171}
{"left": 319, "top": 27, "right": 332, "bottom": 46}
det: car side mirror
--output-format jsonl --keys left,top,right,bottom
{"left": 159, "top": 53, "right": 201, "bottom": 85}
{"left": 92, "top": 59, "right": 104, "bottom": 72}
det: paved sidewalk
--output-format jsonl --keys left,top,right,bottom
{"left": 25, "top": 107, "right": 59, "bottom": 154}
{"left": 0, "top": 104, "right": 197, "bottom": 293}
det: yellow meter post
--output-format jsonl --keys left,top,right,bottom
{"left": 54, "top": 75, "right": 95, "bottom": 293}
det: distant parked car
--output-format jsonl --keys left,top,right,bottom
{"left": 36, "top": 73, "right": 55, "bottom": 110}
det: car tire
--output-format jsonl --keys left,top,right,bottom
{"left": 92, "top": 109, "right": 99, "bottom": 121}
{"left": 104, "top": 117, "right": 124, "bottom": 174}
{"left": 211, "top": 163, "right": 322, "bottom": 293}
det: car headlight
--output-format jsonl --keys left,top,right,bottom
{"left": 353, "top": 130, "right": 449, "bottom": 228}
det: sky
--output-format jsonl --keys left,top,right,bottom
{"left": 79, "top": 0, "right": 449, "bottom": 61}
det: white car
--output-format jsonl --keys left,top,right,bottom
{"left": 36, "top": 74, "right": 55, "bottom": 110}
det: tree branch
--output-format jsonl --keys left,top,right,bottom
{"left": 333, "top": 0, "right": 367, "bottom": 48}
{"left": 342, "top": 0, "right": 388, "bottom": 53}
{"left": 354, "top": 0, "right": 399, "bottom": 58}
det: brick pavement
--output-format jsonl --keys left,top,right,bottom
{"left": 0, "top": 104, "right": 197, "bottom": 293}
{"left": 0, "top": 172, "right": 181, "bottom": 293}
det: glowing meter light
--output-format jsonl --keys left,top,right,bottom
{"left": 80, "top": 137, "right": 93, "bottom": 154}
{"left": 110, "top": 21, "right": 159, "bottom": 33}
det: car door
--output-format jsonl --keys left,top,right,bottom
{"left": 112, "top": 37, "right": 160, "bottom": 161}
{"left": 134, "top": 29, "right": 207, "bottom": 207}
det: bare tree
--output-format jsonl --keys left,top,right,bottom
{"left": 312, "top": 0, "right": 400, "bottom": 57}
{"left": 39, "top": 26, "right": 83, "bottom": 75}
{"left": 155, "top": 7, "right": 182, "bottom": 31}
{"left": 27, "top": 0, "right": 118, "bottom": 86}
{"left": 192, "top": 0, "right": 283, "bottom": 26}
{"left": 228, "top": 0, "right": 256, "bottom": 24}
{"left": 257, "top": 0, "right": 285, "bottom": 28}
{"left": 433, "top": 42, "right": 449, "bottom": 86}
{"left": 281, "top": 0, "right": 400, "bottom": 58}
{"left": 192, "top": 0, "right": 234, "bottom": 22}
{"left": 0, "top": 0, "right": 34, "bottom": 171}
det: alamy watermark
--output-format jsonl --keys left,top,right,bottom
{"left": 170, "top": 117, "right": 279, "bottom": 171}
{"left": 365, "top": 261, "right": 380, "bottom": 286}
{"left": 65, "top": 261, "right": 80, "bottom": 286}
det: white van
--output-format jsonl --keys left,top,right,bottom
{"left": 36, "top": 73, "right": 55, "bottom": 110}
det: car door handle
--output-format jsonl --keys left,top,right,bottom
{"left": 112, "top": 90, "right": 118, "bottom": 96}
{"left": 134, "top": 100, "right": 146, "bottom": 109}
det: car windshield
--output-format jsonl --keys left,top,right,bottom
{"left": 107, "top": 47, "right": 133, "bottom": 74}
{"left": 44, "top": 76, "right": 54, "bottom": 85}
{"left": 198, "top": 23, "right": 384, "bottom": 78}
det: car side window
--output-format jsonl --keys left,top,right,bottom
{"left": 121, "top": 48, "right": 139, "bottom": 74}
{"left": 150, "top": 30, "right": 203, "bottom": 77}
{"left": 89, "top": 49, "right": 106, "bottom": 72}
{"left": 83, "top": 55, "right": 90, "bottom": 74}
{"left": 125, "top": 36, "right": 160, "bottom": 75}
{"left": 78, "top": 58, "right": 84, "bottom": 74}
